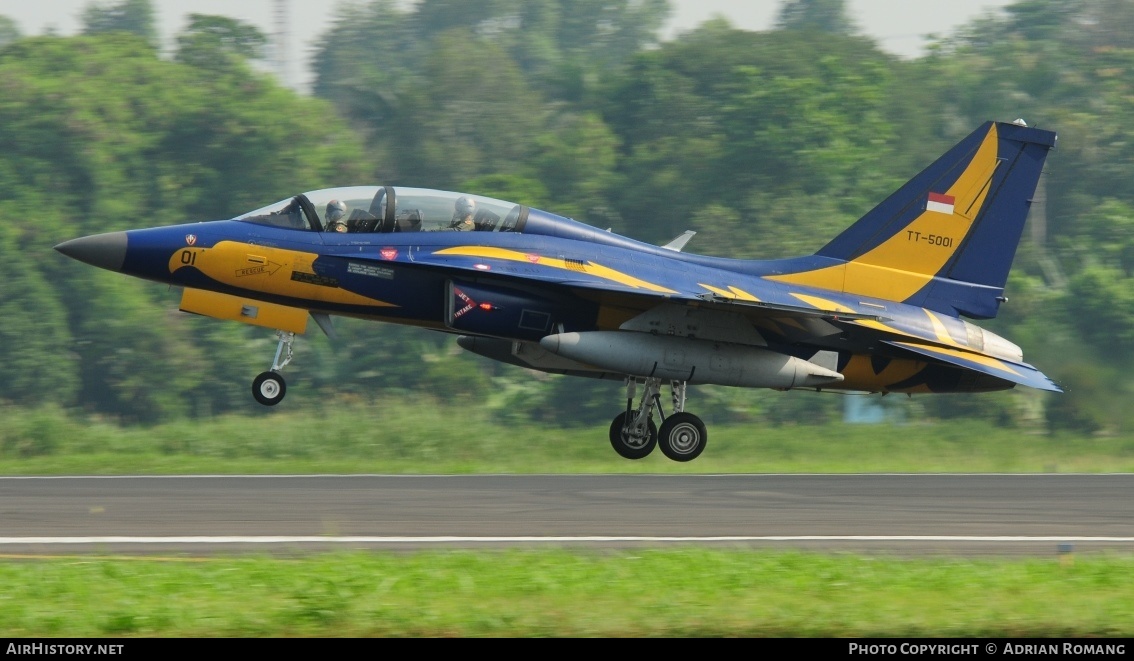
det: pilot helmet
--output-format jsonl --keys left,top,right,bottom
{"left": 326, "top": 199, "right": 347, "bottom": 224}
{"left": 455, "top": 197, "right": 476, "bottom": 218}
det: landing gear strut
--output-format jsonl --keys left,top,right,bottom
{"left": 252, "top": 330, "right": 294, "bottom": 406}
{"left": 609, "top": 378, "right": 707, "bottom": 462}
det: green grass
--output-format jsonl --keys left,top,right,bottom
{"left": 2, "top": 402, "right": 1133, "bottom": 474}
{"left": 1, "top": 550, "right": 1132, "bottom": 637}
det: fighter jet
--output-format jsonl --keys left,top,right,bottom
{"left": 56, "top": 120, "right": 1060, "bottom": 461}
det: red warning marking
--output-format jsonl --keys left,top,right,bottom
{"left": 452, "top": 286, "right": 477, "bottom": 319}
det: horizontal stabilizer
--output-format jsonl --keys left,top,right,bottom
{"left": 883, "top": 340, "right": 1062, "bottom": 392}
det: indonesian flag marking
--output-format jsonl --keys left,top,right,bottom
{"left": 927, "top": 192, "right": 955, "bottom": 214}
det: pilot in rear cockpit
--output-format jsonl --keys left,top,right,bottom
{"left": 447, "top": 197, "right": 476, "bottom": 231}
{"left": 326, "top": 199, "right": 348, "bottom": 233}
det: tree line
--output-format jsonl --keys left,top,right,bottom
{"left": 1, "top": 0, "right": 1133, "bottom": 432}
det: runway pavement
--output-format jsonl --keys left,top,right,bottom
{"left": 1, "top": 473, "right": 1131, "bottom": 555}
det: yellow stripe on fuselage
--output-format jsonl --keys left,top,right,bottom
{"left": 168, "top": 241, "right": 394, "bottom": 307}
{"left": 852, "top": 312, "right": 1005, "bottom": 363}
{"left": 924, "top": 309, "right": 963, "bottom": 347}
{"left": 435, "top": 246, "right": 677, "bottom": 294}
{"left": 851, "top": 318, "right": 895, "bottom": 334}
{"left": 768, "top": 124, "right": 1001, "bottom": 303}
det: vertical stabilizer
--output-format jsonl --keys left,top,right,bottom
{"left": 768, "top": 121, "right": 1056, "bottom": 318}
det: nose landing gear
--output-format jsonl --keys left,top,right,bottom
{"left": 609, "top": 378, "right": 707, "bottom": 461}
{"left": 252, "top": 330, "right": 294, "bottom": 406}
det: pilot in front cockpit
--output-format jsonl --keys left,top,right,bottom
{"left": 326, "top": 199, "right": 348, "bottom": 233}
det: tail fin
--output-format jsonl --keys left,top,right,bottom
{"left": 769, "top": 121, "right": 1056, "bottom": 319}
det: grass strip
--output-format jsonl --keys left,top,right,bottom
{"left": 2, "top": 549, "right": 1132, "bottom": 637}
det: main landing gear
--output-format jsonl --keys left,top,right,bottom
{"left": 609, "top": 377, "right": 707, "bottom": 462}
{"left": 252, "top": 330, "right": 294, "bottom": 406}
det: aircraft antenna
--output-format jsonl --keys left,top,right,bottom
{"left": 274, "top": 0, "right": 290, "bottom": 88}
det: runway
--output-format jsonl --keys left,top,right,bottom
{"left": 1, "top": 474, "right": 1132, "bottom": 555}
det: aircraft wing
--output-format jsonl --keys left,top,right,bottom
{"left": 384, "top": 247, "right": 1063, "bottom": 392}
{"left": 882, "top": 340, "right": 1063, "bottom": 392}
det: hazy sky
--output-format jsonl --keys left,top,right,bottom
{"left": 3, "top": 0, "right": 1016, "bottom": 91}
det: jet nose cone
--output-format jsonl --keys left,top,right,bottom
{"left": 54, "top": 231, "right": 128, "bottom": 272}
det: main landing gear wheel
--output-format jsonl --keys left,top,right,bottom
{"left": 252, "top": 371, "right": 286, "bottom": 406}
{"left": 609, "top": 411, "right": 657, "bottom": 460}
{"left": 658, "top": 412, "right": 707, "bottom": 462}
{"left": 611, "top": 377, "right": 707, "bottom": 461}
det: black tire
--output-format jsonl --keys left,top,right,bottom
{"left": 609, "top": 411, "right": 657, "bottom": 460}
{"left": 252, "top": 371, "right": 286, "bottom": 406}
{"left": 658, "top": 412, "right": 707, "bottom": 462}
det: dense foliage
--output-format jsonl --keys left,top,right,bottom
{"left": 1, "top": 0, "right": 1132, "bottom": 432}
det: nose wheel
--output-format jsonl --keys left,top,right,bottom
{"left": 252, "top": 370, "right": 286, "bottom": 406}
{"left": 609, "top": 378, "right": 707, "bottom": 461}
{"left": 252, "top": 330, "right": 294, "bottom": 407}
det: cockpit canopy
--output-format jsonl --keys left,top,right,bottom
{"left": 238, "top": 186, "right": 529, "bottom": 234}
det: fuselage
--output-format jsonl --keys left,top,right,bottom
{"left": 88, "top": 200, "right": 1021, "bottom": 395}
